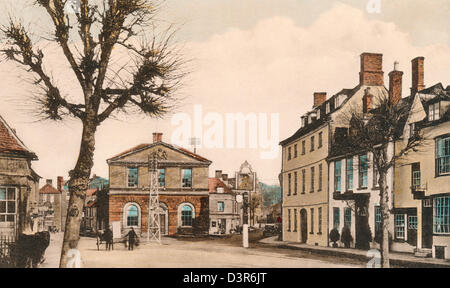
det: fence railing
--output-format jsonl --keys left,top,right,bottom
{"left": 0, "top": 234, "right": 15, "bottom": 259}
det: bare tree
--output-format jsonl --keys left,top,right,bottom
{"left": 1, "top": 0, "right": 186, "bottom": 267}
{"left": 343, "top": 95, "right": 424, "bottom": 267}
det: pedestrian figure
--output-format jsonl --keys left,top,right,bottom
{"left": 104, "top": 227, "right": 113, "bottom": 251}
{"left": 126, "top": 227, "right": 138, "bottom": 251}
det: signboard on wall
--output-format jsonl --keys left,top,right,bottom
{"left": 112, "top": 221, "right": 121, "bottom": 239}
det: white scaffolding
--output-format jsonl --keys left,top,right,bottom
{"left": 147, "top": 152, "right": 162, "bottom": 244}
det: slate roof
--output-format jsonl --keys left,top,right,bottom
{"left": 280, "top": 85, "right": 361, "bottom": 146}
{"left": 328, "top": 82, "right": 450, "bottom": 160}
{"left": 0, "top": 114, "right": 37, "bottom": 159}
{"left": 208, "top": 178, "right": 232, "bottom": 194}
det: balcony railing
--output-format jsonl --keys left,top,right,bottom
{"left": 411, "top": 183, "right": 427, "bottom": 200}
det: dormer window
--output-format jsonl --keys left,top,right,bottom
{"left": 326, "top": 103, "right": 330, "bottom": 114}
{"left": 335, "top": 94, "right": 347, "bottom": 108}
{"left": 301, "top": 117, "right": 306, "bottom": 127}
{"left": 316, "top": 109, "right": 321, "bottom": 120}
{"left": 428, "top": 102, "right": 440, "bottom": 121}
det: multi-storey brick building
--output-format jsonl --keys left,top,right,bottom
{"left": 280, "top": 52, "right": 389, "bottom": 247}
{"left": 107, "top": 133, "right": 211, "bottom": 237}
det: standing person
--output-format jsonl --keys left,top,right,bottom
{"left": 104, "top": 227, "right": 113, "bottom": 251}
{"left": 126, "top": 227, "right": 138, "bottom": 251}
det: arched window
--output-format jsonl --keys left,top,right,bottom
{"left": 127, "top": 205, "right": 139, "bottom": 227}
{"left": 181, "top": 205, "right": 193, "bottom": 226}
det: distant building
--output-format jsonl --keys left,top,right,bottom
{"left": 39, "top": 179, "right": 63, "bottom": 231}
{"left": 214, "top": 161, "right": 262, "bottom": 227}
{"left": 0, "top": 114, "right": 40, "bottom": 237}
{"left": 107, "top": 132, "right": 211, "bottom": 237}
{"left": 208, "top": 178, "right": 240, "bottom": 234}
{"left": 89, "top": 174, "right": 109, "bottom": 190}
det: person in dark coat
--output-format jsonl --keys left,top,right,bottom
{"left": 104, "top": 227, "right": 113, "bottom": 251}
{"left": 126, "top": 227, "right": 138, "bottom": 251}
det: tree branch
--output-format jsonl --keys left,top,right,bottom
{"left": 0, "top": 20, "right": 85, "bottom": 120}
{"left": 36, "top": 0, "right": 87, "bottom": 92}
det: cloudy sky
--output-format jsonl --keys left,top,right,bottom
{"left": 0, "top": 0, "right": 449, "bottom": 185}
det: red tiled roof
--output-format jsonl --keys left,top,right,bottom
{"left": 208, "top": 178, "right": 232, "bottom": 194}
{"left": 39, "top": 184, "right": 60, "bottom": 194}
{"left": 107, "top": 143, "right": 150, "bottom": 161}
{"left": 0, "top": 115, "right": 36, "bottom": 158}
{"left": 107, "top": 142, "right": 211, "bottom": 163}
{"left": 86, "top": 189, "right": 97, "bottom": 197}
{"left": 176, "top": 146, "right": 210, "bottom": 162}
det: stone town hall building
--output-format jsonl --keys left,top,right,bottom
{"left": 107, "top": 133, "right": 211, "bottom": 237}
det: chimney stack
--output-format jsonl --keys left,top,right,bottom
{"left": 411, "top": 57, "right": 425, "bottom": 96}
{"left": 46, "top": 179, "right": 53, "bottom": 186}
{"left": 359, "top": 53, "right": 384, "bottom": 86}
{"left": 153, "top": 132, "right": 163, "bottom": 143}
{"left": 363, "top": 88, "right": 373, "bottom": 113}
{"left": 57, "top": 176, "right": 64, "bottom": 192}
{"left": 388, "top": 62, "right": 403, "bottom": 106}
{"left": 313, "top": 92, "right": 326, "bottom": 108}
{"left": 215, "top": 170, "right": 222, "bottom": 179}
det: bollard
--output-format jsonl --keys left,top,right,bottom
{"left": 243, "top": 224, "right": 249, "bottom": 248}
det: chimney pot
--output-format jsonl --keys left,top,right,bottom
{"left": 411, "top": 57, "right": 425, "bottom": 96}
{"left": 359, "top": 53, "right": 384, "bottom": 86}
{"left": 57, "top": 176, "right": 64, "bottom": 192}
{"left": 46, "top": 179, "right": 53, "bottom": 186}
{"left": 222, "top": 174, "right": 228, "bottom": 181}
{"left": 215, "top": 170, "right": 222, "bottom": 179}
{"left": 153, "top": 132, "right": 163, "bottom": 143}
{"left": 389, "top": 65, "right": 403, "bottom": 106}
{"left": 363, "top": 88, "right": 373, "bottom": 113}
{"left": 313, "top": 92, "right": 326, "bottom": 108}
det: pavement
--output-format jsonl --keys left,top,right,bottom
{"left": 39, "top": 232, "right": 63, "bottom": 268}
{"left": 40, "top": 233, "right": 450, "bottom": 268}
{"left": 39, "top": 232, "right": 360, "bottom": 268}
{"left": 259, "top": 236, "right": 450, "bottom": 268}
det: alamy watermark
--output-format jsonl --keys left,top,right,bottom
{"left": 171, "top": 105, "right": 280, "bottom": 159}
{"left": 366, "top": 249, "right": 381, "bottom": 268}
{"left": 65, "top": 0, "right": 81, "bottom": 15}
{"left": 66, "top": 248, "right": 82, "bottom": 268}
{"left": 366, "top": 0, "right": 382, "bottom": 14}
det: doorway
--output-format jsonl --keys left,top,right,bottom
{"left": 300, "top": 209, "right": 307, "bottom": 243}
{"left": 219, "top": 219, "right": 226, "bottom": 234}
{"left": 355, "top": 196, "right": 370, "bottom": 250}
{"left": 159, "top": 203, "right": 168, "bottom": 236}
{"left": 422, "top": 200, "right": 433, "bottom": 249}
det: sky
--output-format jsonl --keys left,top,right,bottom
{"left": 0, "top": 0, "right": 449, "bottom": 185}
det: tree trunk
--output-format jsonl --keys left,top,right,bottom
{"left": 379, "top": 171, "right": 390, "bottom": 268}
{"left": 59, "top": 118, "right": 97, "bottom": 268}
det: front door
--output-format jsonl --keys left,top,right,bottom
{"left": 355, "top": 197, "right": 370, "bottom": 250}
{"left": 160, "top": 213, "right": 166, "bottom": 235}
{"left": 407, "top": 212, "right": 417, "bottom": 247}
{"left": 220, "top": 219, "right": 226, "bottom": 234}
{"left": 300, "top": 209, "right": 307, "bottom": 243}
{"left": 422, "top": 200, "right": 433, "bottom": 249}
